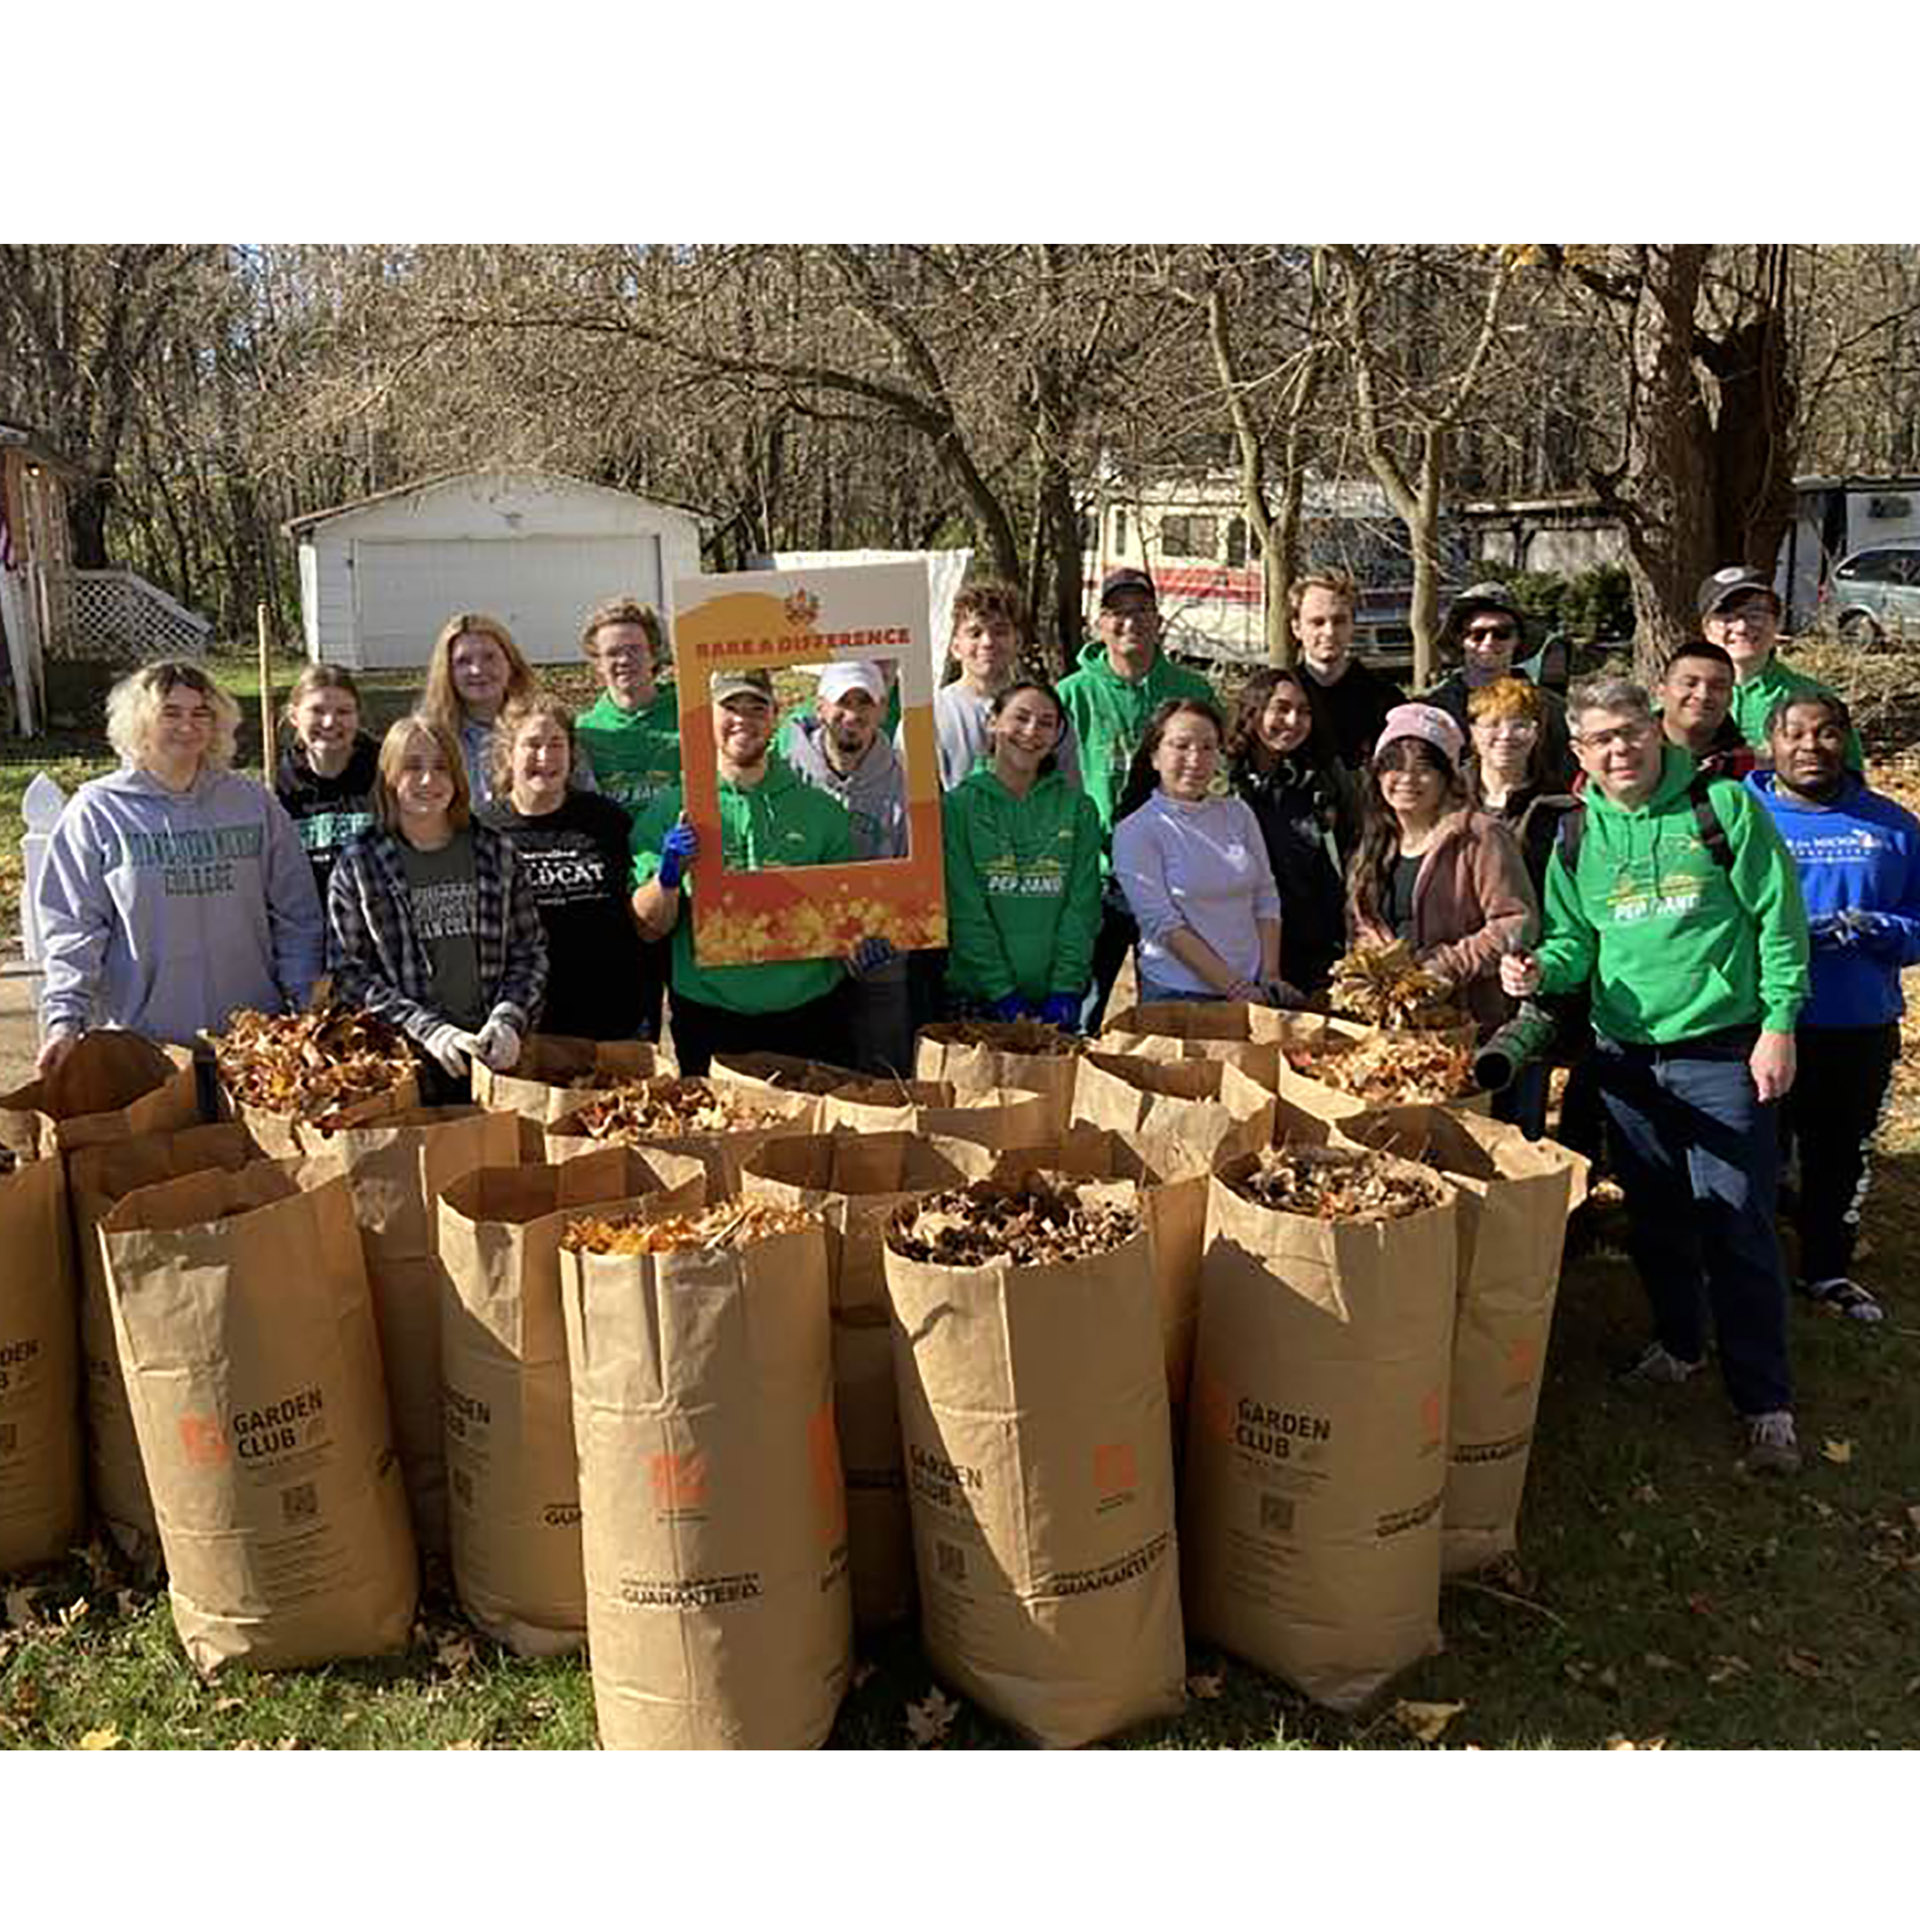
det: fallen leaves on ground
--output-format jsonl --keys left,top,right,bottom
{"left": 1821, "top": 1437, "right": 1854, "bottom": 1465}
{"left": 905, "top": 1686, "right": 960, "bottom": 1748}
{"left": 1393, "top": 1699, "right": 1467, "bottom": 1744}
{"left": 76, "top": 1725, "right": 123, "bottom": 1750}
{"left": 1604, "top": 1733, "right": 1668, "bottom": 1750}
{"left": 1186, "top": 1671, "right": 1225, "bottom": 1700}
{"left": 1783, "top": 1648, "right": 1826, "bottom": 1679}
{"left": 4, "top": 1586, "right": 39, "bottom": 1632}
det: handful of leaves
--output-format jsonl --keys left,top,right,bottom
{"left": 887, "top": 1170, "right": 1138, "bottom": 1268}
{"left": 1228, "top": 1145, "right": 1436, "bottom": 1222}
{"left": 1328, "top": 942, "right": 1464, "bottom": 1032}
{"left": 571, "top": 1077, "right": 777, "bottom": 1141}
{"left": 1288, "top": 1029, "right": 1473, "bottom": 1103}
{"left": 562, "top": 1197, "right": 815, "bottom": 1255}
{"left": 925, "top": 1018, "right": 1083, "bottom": 1057}
{"left": 211, "top": 1004, "right": 415, "bottom": 1131}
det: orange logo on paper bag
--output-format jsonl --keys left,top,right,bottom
{"left": 1194, "top": 1370, "right": 1234, "bottom": 1446}
{"left": 1092, "top": 1442, "right": 1138, "bottom": 1496}
{"left": 647, "top": 1450, "right": 707, "bottom": 1514}
{"left": 178, "top": 1413, "right": 230, "bottom": 1467}
{"left": 1506, "top": 1335, "right": 1538, "bottom": 1389}
{"left": 1420, "top": 1386, "right": 1444, "bottom": 1446}
{"left": 806, "top": 1402, "right": 848, "bottom": 1544}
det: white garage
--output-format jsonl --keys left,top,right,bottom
{"left": 286, "top": 470, "right": 705, "bottom": 669}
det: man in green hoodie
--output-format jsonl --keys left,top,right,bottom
{"left": 1059, "top": 567, "right": 1214, "bottom": 1025}
{"left": 1502, "top": 674, "right": 1810, "bottom": 1475}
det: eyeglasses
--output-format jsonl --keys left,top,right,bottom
{"left": 1574, "top": 720, "right": 1655, "bottom": 752}
{"left": 1476, "top": 719, "right": 1539, "bottom": 740}
{"left": 1707, "top": 604, "right": 1776, "bottom": 629}
{"left": 1464, "top": 623, "right": 1518, "bottom": 643}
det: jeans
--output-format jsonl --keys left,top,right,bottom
{"left": 1138, "top": 983, "right": 1225, "bottom": 1005}
{"left": 1083, "top": 897, "right": 1137, "bottom": 1033}
{"left": 1593, "top": 1024, "right": 1792, "bottom": 1416}
{"left": 1779, "top": 1022, "right": 1900, "bottom": 1281}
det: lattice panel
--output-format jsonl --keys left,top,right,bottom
{"left": 42, "top": 570, "right": 210, "bottom": 661}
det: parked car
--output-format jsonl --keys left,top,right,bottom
{"left": 1820, "top": 542, "right": 1920, "bottom": 643}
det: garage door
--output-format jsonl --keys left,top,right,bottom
{"left": 353, "top": 534, "right": 664, "bottom": 667}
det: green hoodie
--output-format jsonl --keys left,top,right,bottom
{"left": 576, "top": 687, "right": 683, "bottom": 818}
{"left": 1728, "top": 656, "right": 1864, "bottom": 772}
{"left": 942, "top": 763, "right": 1102, "bottom": 1006}
{"left": 630, "top": 756, "right": 853, "bottom": 1016}
{"left": 1057, "top": 640, "right": 1215, "bottom": 845}
{"left": 1537, "top": 743, "right": 1808, "bottom": 1041}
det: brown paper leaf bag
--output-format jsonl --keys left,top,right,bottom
{"left": 1096, "top": 1000, "right": 1285, "bottom": 1090}
{"left": 561, "top": 1214, "right": 851, "bottom": 1748}
{"left": 912, "top": 1024, "right": 1080, "bottom": 1134}
{"left": 884, "top": 1187, "right": 1186, "bottom": 1747}
{"left": 1071, "top": 1051, "right": 1275, "bottom": 1174}
{"left": 1183, "top": 1147, "right": 1458, "bottom": 1711}
{"left": 710, "top": 1052, "right": 857, "bottom": 1099}
{"left": 0, "top": 1042, "right": 198, "bottom": 1163}
{"left": 818, "top": 1080, "right": 1051, "bottom": 1154}
{"left": 471, "top": 1036, "right": 664, "bottom": 1138}
{"left": 100, "top": 1159, "right": 418, "bottom": 1677}
{"left": 0, "top": 1154, "right": 83, "bottom": 1575}
{"left": 437, "top": 1146, "right": 705, "bottom": 1654}
{"left": 1335, "top": 1105, "right": 1587, "bottom": 1576}
{"left": 545, "top": 1079, "right": 816, "bottom": 1199}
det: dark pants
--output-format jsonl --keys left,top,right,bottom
{"left": 1594, "top": 1025, "right": 1792, "bottom": 1416}
{"left": 635, "top": 937, "right": 672, "bottom": 1044}
{"left": 1491, "top": 1062, "right": 1550, "bottom": 1140}
{"left": 665, "top": 982, "right": 855, "bottom": 1080}
{"left": 1556, "top": 1054, "right": 1607, "bottom": 1168}
{"left": 1083, "top": 897, "right": 1138, "bottom": 1034}
{"left": 1780, "top": 1021, "right": 1900, "bottom": 1282}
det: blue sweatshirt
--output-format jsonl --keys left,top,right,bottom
{"left": 1747, "top": 769, "right": 1920, "bottom": 1028}
{"left": 35, "top": 765, "right": 325, "bottom": 1046}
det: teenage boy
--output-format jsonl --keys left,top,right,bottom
{"left": 1699, "top": 565, "right": 1863, "bottom": 771}
{"left": 1426, "top": 582, "right": 1574, "bottom": 789}
{"left": 933, "top": 580, "right": 1081, "bottom": 790}
{"left": 1752, "top": 692, "right": 1920, "bottom": 1327}
{"left": 1291, "top": 570, "right": 1400, "bottom": 769}
{"left": 1059, "top": 567, "right": 1214, "bottom": 1025}
{"left": 1658, "top": 638, "right": 1754, "bottom": 784}
{"left": 574, "top": 597, "right": 681, "bottom": 1039}
{"left": 630, "top": 670, "right": 888, "bottom": 1077}
{"left": 1502, "top": 676, "right": 1809, "bottom": 1475}
{"left": 784, "top": 660, "right": 912, "bottom": 1071}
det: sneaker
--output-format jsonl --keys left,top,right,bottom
{"left": 1800, "top": 1277, "right": 1885, "bottom": 1326}
{"left": 1743, "top": 1410, "right": 1802, "bottom": 1476}
{"left": 1614, "top": 1341, "right": 1705, "bottom": 1387}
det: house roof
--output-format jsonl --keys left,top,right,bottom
{"left": 0, "top": 419, "right": 84, "bottom": 479}
{"left": 283, "top": 467, "right": 708, "bottom": 536}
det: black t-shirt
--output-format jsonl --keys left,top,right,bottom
{"left": 276, "top": 734, "right": 379, "bottom": 896}
{"left": 1389, "top": 852, "right": 1425, "bottom": 944}
{"left": 1300, "top": 660, "right": 1402, "bottom": 770}
{"left": 480, "top": 791, "right": 646, "bottom": 1040}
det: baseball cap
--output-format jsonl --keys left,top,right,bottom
{"left": 1373, "top": 702, "right": 1466, "bottom": 771}
{"left": 1099, "top": 567, "right": 1158, "bottom": 608}
{"left": 710, "top": 668, "right": 774, "bottom": 707}
{"left": 817, "top": 661, "right": 886, "bottom": 705}
{"left": 1697, "top": 565, "right": 1780, "bottom": 620}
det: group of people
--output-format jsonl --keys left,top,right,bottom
{"left": 32, "top": 562, "right": 1920, "bottom": 1478}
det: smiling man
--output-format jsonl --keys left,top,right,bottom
{"left": 1658, "top": 638, "right": 1753, "bottom": 783}
{"left": 1502, "top": 674, "right": 1809, "bottom": 1474}
{"left": 1750, "top": 692, "right": 1920, "bottom": 1328}
{"left": 1289, "top": 570, "right": 1399, "bottom": 769}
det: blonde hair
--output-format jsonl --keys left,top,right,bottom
{"left": 105, "top": 660, "right": 240, "bottom": 773}
{"left": 374, "top": 712, "right": 471, "bottom": 833}
{"left": 1287, "top": 569, "right": 1359, "bottom": 619}
{"left": 579, "top": 596, "right": 664, "bottom": 658}
{"left": 488, "top": 692, "right": 576, "bottom": 799}
{"left": 420, "top": 612, "right": 537, "bottom": 733}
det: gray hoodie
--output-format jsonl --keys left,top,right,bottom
{"left": 933, "top": 681, "right": 1083, "bottom": 793}
{"left": 35, "top": 765, "right": 325, "bottom": 1046}
{"left": 781, "top": 719, "right": 909, "bottom": 862}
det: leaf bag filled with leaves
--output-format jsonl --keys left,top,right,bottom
{"left": 913, "top": 1019, "right": 1083, "bottom": 1135}
{"left": 545, "top": 1077, "right": 817, "bottom": 1199}
{"left": 323, "top": 1105, "right": 522, "bottom": 1561}
{"left": 709, "top": 1052, "right": 858, "bottom": 1100}
{"left": 883, "top": 1171, "right": 1186, "bottom": 1748}
{"left": 65, "top": 1123, "right": 264, "bottom": 1566}
{"left": 560, "top": 1201, "right": 851, "bottom": 1749}
{"left": 1335, "top": 1105, "right": 1588, "bottom": 1576}
{"left": 1273, "top": 1013, "right": 1483, "bottom": 1139}
{"left": 208, "top": 1005, "right": 419, "bottom": 1158}
{"left": 1071, "top": 1051, "right": 1276, "bottom": 1176}
{"left": 742, "top": 1132, "right": 980, "bottom": 1631}
{"left": 816, "top": 1079, "right": 1052, "bottom": 1155}
{"left": 1183, "top": 1143, "right": 1458, "bottom": 1712}
{"left": 470, "top": 1036, "right": 664, "bottom": 1141}
{"left": 99, "top": 1159, "right": 418, "bottom": 1677}
{"left": 1096, "top": 999, "right": 1288, "bottom": 1089}
{"left": 436, "top": 1146, "right": 705, "bottom": 1655}
{"left": 0, "top": 1154, "right": 83, "bottom": 1576}
{"left": 0, "top": 1034, "right": 198, "bottom": 1165}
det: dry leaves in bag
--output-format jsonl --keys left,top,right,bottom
{"left": 561, "top": 1197, "right": 815, "bottom": 1256}
{"left": 921, "top": 1018, "right": 1083, "bottom": 1058}
{"left": 569, "top": 1079, "right": 782, "bottom": 1142}
{"left": 1227, "top": 1146, "right": 1437, "bottom": 1223}
{"left": 886, "top": 1171, "right": 1139, "bottom": 1268}
{"left": 1286, "top": 1029, "right": 1473, "bottom": 1104}
{"left": 211, "top": 1006, "right": 415, "bottom": 1129}
{"left": 1327, "top": 942, "right": 1465, "bottom": 1032}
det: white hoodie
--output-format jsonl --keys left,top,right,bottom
{"left": 35, "top": 764, "right": 325, "bottom": 1046}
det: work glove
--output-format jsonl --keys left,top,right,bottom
{"left": 1803, "top": 913, "right": 1845, "bottom": 952}
{"left": 474, "top": 1015, "right": 522, "bottom": 1072}
{"left": 656, "top": 818, "right": 699, "bottom": 891}
{"left": 1836, "top": 908, "right": 1907, "bottom": 958}
{"left": 989, "top": 993, "right": 1034, "bottom": 1025}
{"left": 423, "top": 1024, "right": 480, "bottom": 1078}
{"left": 845, "top": 936, "right": 898, "bottom": 978}
{"left": 1262, "top": 978, "right": 1310, "bottom": 1011}
{"left": 1037, "top": 993, "right": 1082, "bottom": 1034}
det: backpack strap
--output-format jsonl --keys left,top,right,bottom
{"left": 1554, "top": 802, "right": 1586, "bottom": 878}
{"left": 1688, "top": 771, "right": 1735, "bottom": 872}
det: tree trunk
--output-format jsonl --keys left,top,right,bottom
{"left": 66, "top": 476, "right": 111, "bottom": 569}
{"left": 1408, "top": 435, "right": 1446, "bottom": 691}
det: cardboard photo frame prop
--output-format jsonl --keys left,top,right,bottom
{"left": 671, "top": 562, "right": 946, "bottom": 967}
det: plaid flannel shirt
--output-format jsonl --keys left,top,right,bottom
{"left": 325, "top": 823, "right": 547, "bottom": 1043}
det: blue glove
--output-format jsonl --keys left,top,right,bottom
{"left": 1037, "top": 993, "right": 1081, "bottom": 1034}
{"left": 989, "top": 994, "right": 1033, "bottom": 1024}
{"left": 846, "top": 936, "right": 898, "bottom": 977}
{"left": 656, "top": 819, "right": 698, "bottom": 891}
